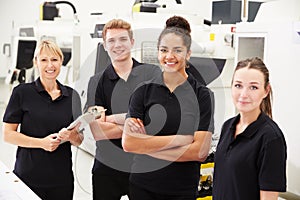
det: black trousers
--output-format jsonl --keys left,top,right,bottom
{"left": 29, "top": 184, "right": 74, "bottom": 200}
{"left": 92, "top": 172, "right": 130, "bottom": 200}
{"left": 129, "top": 182, "right": 196, "bottom": 200}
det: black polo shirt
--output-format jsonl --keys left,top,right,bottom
{"left": 92, "top": 58, "right": 162, "bottom": 174}
{"left": 83, "top": 71, "right": 102, "bottom": 112}
{"left": 213, "top": 113, "right": 287, "bottom": 200}
{"left": 3, "top": 77, "right": 82, "bottom": 188}
{"left": 127, "top": 72, "right": 214, "bottom": 195}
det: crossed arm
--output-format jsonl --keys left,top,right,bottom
{"left": 122, "top": 118, "right": 212, "bottom": 162}
{"left": 88, "top": 106, "right": 126, "bottom": 141}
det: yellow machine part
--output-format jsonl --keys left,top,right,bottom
{"left": 39, "top": 4, "right": 44, "bottom": 20}
{"left": 197, "top": 196, "right": 212, "bottom": 200}
{"left": 201, "top": 162, "right": 214, "bottom": 169}
{"left": 132, "top": 3, "right": 141, "bottom": 12}
{"left": 198, "top": 162, "right": 214, "bottom": 199}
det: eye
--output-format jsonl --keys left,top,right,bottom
{"left": 175, "top": 49, "right": 183, "bottom": 53}
{"left": 159, "top": 48, "right": 167, "bottom": 53}
{"left": 107, "top": 39, "right": 115, "bottom": 44}
{"left": 234, "top": 84, "right": 241, "bottom": 88}
{"left": 120, "top": 37, "right": 128, "bottom": 42}
{"left": 250, "top": 85, "right": 258, "bottom": 90}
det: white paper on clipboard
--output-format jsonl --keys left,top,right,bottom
{"left": 67, "top": 112, "right": 95, "bottom": 130}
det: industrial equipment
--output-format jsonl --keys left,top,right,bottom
{"left": 4, "top": 1, "right": 80, "bottom": 88}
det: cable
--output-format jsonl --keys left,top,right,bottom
{"left": 53, "top": 1, "right": 77, "bottom": 14}
{"left": 52, "top": 1, "right": 79, "bottom": 23}
{"left": 73, "top": 145, "right": 92, "bottom": 196}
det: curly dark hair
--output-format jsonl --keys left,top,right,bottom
{"left": 157, "top": 15, "right": 192, "bottom": 51}
{"left": 165, "top": 15, "right": 191, "bottom": 34}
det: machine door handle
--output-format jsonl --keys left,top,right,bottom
{"left": 3, "top": 43, "right": 11, "bottom": 57}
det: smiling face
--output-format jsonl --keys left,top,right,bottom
{"left": 231, "top": 67, "right": 269, "bottom": 115}
{"left": 36, "top": 48, "right": 62, "bottom": 81}
{"left": 103, "top": 28, "right": 134, "bottom": 63}
{"left": 158, "top": 33, "right": 191, "bottom": 75}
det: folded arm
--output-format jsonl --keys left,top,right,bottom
{"left": 122, "top": 118, "right": 193, "bottom": 154}
{"left": 88, "top": 107, "right": 126, "bottom": 141}
{"left": 147, "top": 130, "right": 212, "bottom": 162}
{"left": 89, "top": 120, "right": 123, "bottom": 141}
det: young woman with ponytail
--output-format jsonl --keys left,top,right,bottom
{"left": 213, "top": 57, "right": 287, "bottom": 200}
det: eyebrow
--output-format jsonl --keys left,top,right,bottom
{"left": 159, "top": 46, "right": 183, "bottom": 49}
{"left": 249, "top": 81, "right": 261, "bottom": 85}
{"left": 107, "top": 35, "right": 129, "bottom": 40}
{"left": 234, "top": 80, "right": 261, "bottom": 85}
{"left": 38, "top": 55, "right": 59, "bottom": 59}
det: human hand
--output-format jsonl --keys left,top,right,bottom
{"left": 88, "top": 106, "right": 106, "bottom": 120}
{"left": 128, "top": 118, "right": 146, "bottom": 134}
{"left": 58, "top": 123, "right": 81, "bottom": 142}
{"left": 41, "top": 133, "right": 61, "bottom": 152}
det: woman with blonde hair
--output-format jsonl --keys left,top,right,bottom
{"left": 3, "top": 40, "right": 83, "bottom": 200}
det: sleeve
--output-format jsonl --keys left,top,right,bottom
{"left": 186, "top": 62, "right": 206, "bottom": 86}
{"left": 197, "top": 87, "right": 215, "bottom": 133}
{"left": 258, "top": 135, "right": 287, "bottom": 192}
{"left": 83, "top": 73, "right": 101, "bottom": 112}
{"left": 72, "top": 89, "right": 82, "bottom": 120}
{"left": 126, "top": 85, "right": 146, "bottom": 120}
{"left": 3, "top": 86, "right": 23, "bottom": 123}
{"left": 94, "top": 74, "right": 106, "bottom": 107}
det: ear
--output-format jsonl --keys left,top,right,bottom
{"left": 33, "top": 57, "right": 37, "bottom": 67}
{"left": 186, "top": 50, "right": 192, "bottom": 60}
{"left": 130, "top": 38, "right": 135, "bottom": 48}
{"left": 59, "top": 59, "right": 63, "bottom": 66}
{"left": 264, "top": 83, "right": 271, "bottom": 98}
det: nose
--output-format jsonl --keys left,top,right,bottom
{"left": 47, "top": 60, "right": 53, "bottom": 66}
{"left": 166, "top": 50, "right": 175, "bottom": 59}
{"left": 114, "top": 39, "right": 123, "bottom": 47}
{"left": 239, "top": 87, "right": 248, "bottom": 97}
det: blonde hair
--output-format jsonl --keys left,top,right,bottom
{"left": 34, "top": 40, "right": 64, "bottom": 64}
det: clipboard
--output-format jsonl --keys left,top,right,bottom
{"left": 59, "top": 112, "right": 96, "bottom": 144}
{"left": 59, "top": 108, "right": 106, "bottom": 144}
{"left": 67, "top": 108, "right": 107, "bottom": 130}
{"left": 67, "top": 112, "right": 95, "bottom": 130}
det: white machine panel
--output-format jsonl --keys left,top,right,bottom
{"left": 0, "top": 161, "right": 41, "bottom": 200}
